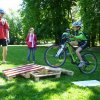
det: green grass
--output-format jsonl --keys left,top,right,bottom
{"left": 0, "top": 45, "right": 100, "bottom": 100}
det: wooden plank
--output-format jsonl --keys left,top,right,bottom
{"left": 3, "top": 64, "right": 42, "bottom": 74}
{"left": 6, "top": 75, "right": 16, "bottom": 80}
{"left": 3, "top": 64, "right": 45, "bottom": 78}
{"left": 3, "top": 64, "right": 42, "bottom": 73}
{"left": 21, "top": 72, "right": 31, "bottom": 78}
{"left": 44, "top": 66, "right": 74, "bottom": 76}
{"left": 3, "top": 66, "right": 44, "bottom": 77}
{"left": 30, "top": 69, "right": 61, "bottom": 81}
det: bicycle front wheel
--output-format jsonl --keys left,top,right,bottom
{"left": 79, "top": 53, "right": 97, "bottom": 74}
{"left": 44, "top": 45, "right": 66, "bottom": 67}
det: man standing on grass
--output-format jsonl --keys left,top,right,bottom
{"left": 0, "top": 8, "right": 10, "bottom": 64}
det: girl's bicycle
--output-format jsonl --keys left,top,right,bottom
{"left": 44, "top": 38, "right": 97, "bottom": 74}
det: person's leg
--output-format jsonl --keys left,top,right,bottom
{"left": 76, "top": 47, "right": 83, "bottom": 61}
{"left": 27, "top": 48, "right": 31, "bottom": 61}
{"left": 2, "top": 46, "right": 7, "bottom": 63}
{"left": 76, "top": 41, "right": 87, "bottom": 61}
{"left": 76, "top": 47, "right": 85, "bottom": 67}
{"left": 70, "top": 41, "right": 78, "bottom": 47}
{"left": 2, "top": 39, "right": 8, "bottom": 63}
{"left": 32, "top": 48, "right": 36, "bottom": 63}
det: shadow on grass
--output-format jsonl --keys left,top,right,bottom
{"left": 0, "top": 69, "right": 100, "bottom": 100}
{"left": 87, "top": 87, "right": 100, "bottom": 100}
{"left": 0, "top": 72, "right": 71, "bottom": 100}
{"left": 0, "top": 71, "right": 96, "bottom": 96}
{"left": 0, "top": 46, "right": 100, "bottom": 100}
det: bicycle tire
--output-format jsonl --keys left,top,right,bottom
{"left": 44, "top": 44, "right": 66, "bottom": 68}
{"left": 79, "top": 53, "right": 97, "bottom": 74}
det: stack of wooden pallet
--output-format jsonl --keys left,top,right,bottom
{"left": 3, "top": 64, "right": 74, "bottom": 81}
{"left": 3, "top": 64, "right": 44, "bottom": 80}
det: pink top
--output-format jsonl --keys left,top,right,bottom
{"left": 26, "top": 33, "right": 37, "bottom": 48}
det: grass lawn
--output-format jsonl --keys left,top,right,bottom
{"left": 0, "top": 45, "right": 100, "bottom": 100}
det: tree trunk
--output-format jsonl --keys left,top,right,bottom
{"left": 91, "top": 35, "right": 96, "bottom": 47}
{"left": 55, "top": 34, "right": 62, "bottom": 45}
{"left": 99, "top": 33, "right": 100, "bottom": 45}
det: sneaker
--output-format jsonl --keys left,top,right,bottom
{"left": 78, "top": 61, "right": 85, "bottom": 68}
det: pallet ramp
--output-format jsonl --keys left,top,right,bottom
{"left": 3, "top": 64, "right": 74, "bottom": 81}
{"left": 3, "top": 64, "right": 44, "bottom": 80}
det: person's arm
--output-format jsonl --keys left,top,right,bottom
{"left": 4, "top": 20, "right": 10, "bottom": 39}
{"left": 69, "top": 34, "right": 75, "bottom": 41}
{"left": 35, "top": 34, "right": 37, "bottom": 43}
{"left": 70, "top": 37, "right": 75, "bottom": 41}
{"left": 74, "top": 34, "right": 86, "bottom": 40}
{"left": 70, "top": 33, "right": 86, "bottom": 41}
{"left": 6, "top": 29, "right": 9, "bottom": 39}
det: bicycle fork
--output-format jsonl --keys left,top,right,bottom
{"left": 55, "top": 45, "right": 65, "bottom": 57}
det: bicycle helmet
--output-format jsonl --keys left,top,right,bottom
{"left": 72, "top": 21, "right": 82, "bottom": 27}
{"left": 0, "top": 8, "right": 5, "bottom": 14}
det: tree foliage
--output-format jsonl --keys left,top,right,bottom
{"left": 6, "top": 0, "right": 100, "bottom": 46}
{"left": 5, "top": 11, "right": 23, "bottom": 44}
{"left": 21, "top": 0, "right": 76, "bottom": 44}
{"left": 78, "top": 0, "right": 100, "bottom": 46}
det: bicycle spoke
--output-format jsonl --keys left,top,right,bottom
{"left": 44, "top": 45, "right": 66, "bottom": 67}
{"left": 80, "top": 53, "right": 97, "bottom": 74}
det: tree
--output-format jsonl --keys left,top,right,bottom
{"left": 78, "top": 0, "right": 100, "bottom": 46}
{"left": 5, "top": 11, "right": 23, "bottom": 44}
{"left": 21, "top": 0, "right": 76, "bottom": 44}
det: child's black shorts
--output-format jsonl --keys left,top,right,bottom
{"left": 0, "top": 39, "right": 7, "bottom": 46}
{"left": 78, "top": 41, "right": 87, "bottom": 49}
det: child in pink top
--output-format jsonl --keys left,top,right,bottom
{"left": 26, "top": 27, "right": 37, "bottom": 63}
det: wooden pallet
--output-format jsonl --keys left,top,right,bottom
{"left": 43, "top": 66, "right": 74, "bottom": 76}
{"left": 3, "top": 64, "right": 44, "bottom": 80}
{"left": 3, "top": 64, "right": 74, "bottom": 81}
{"left": 30, "top": 69, "right": 61, "bottom": 81}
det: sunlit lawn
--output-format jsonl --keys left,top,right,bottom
{"left": 0, "top": 45, "right": 100, "bottom": 100}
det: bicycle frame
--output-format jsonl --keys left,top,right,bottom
{"left": 44, "top": 41, "right": 97, "bottom": 74}
{"left": 65, "top": 42, "right": 78, "bottom": 64}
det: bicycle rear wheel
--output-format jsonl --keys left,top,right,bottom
{"left": 79, "top": 53, "right": 97, "bottom": 74}
{"left": 44, "top": 45, "right": 66, "bottom": 67}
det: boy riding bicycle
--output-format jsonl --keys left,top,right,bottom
{"left": 69, "top": 21, "right": 88, "bottom": 67}
{"left": 44, "top": 20, "right": 97, "bottom": 73}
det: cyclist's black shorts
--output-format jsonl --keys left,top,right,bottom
{"left": 78, "top": 41, "right": 87, "bottom": 49}
{"left": 0, "top": 39, "right": 7, "bottom": 46}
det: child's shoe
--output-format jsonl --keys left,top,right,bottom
{"left": 78, "top": 61, "right": 85, "bottom": 68}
